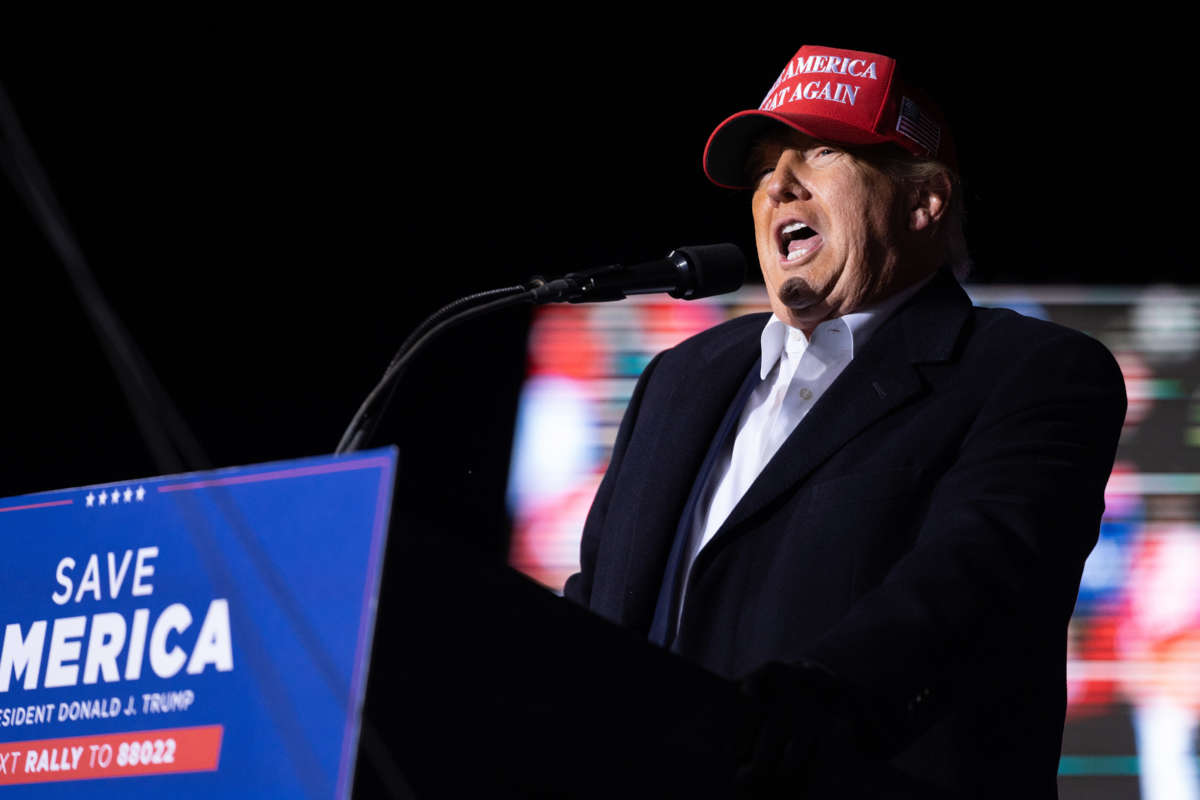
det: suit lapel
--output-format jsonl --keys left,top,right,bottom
{"left": 615, "top": 317, "right": 763, "bottom": 629}
{"left": 705, "top": 269, "right": 972, "bottom": 556}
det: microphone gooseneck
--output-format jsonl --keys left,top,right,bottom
{"left": 335, "top": 244, "right": 746, "bottom": 454}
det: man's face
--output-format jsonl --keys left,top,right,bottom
{"left": 750, "top": 128, "right": 919, "bottom": 333}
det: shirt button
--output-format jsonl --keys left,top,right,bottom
{"left": 798, "top": 387, "right": 813, "bottom": 401}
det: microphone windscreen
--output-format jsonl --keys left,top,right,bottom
{"left": 671, "top": 243, "right": 746, "bottom": 300}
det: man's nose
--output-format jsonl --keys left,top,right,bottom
{"left": 765, "top": 150, "right": 812, "bottom": 205}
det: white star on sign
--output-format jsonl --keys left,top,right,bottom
{"left": 135, "top": 486, "right": 145, "bottom": 502}
{"left": 110, "top": 490, "right": 120, "bottom": 505}
{"left": 98, "top": 491, "right": 107, "bottom": 506}
{"left": 123, "top": 488, "right": 133, "bottom": 503}
{"left": 85, "top": 492, "right": 95, "bottom": 507}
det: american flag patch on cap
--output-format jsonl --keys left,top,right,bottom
{"left": 896, "top": 96, "right": 941, "bottom": 156}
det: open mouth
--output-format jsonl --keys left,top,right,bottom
{"left": 778, "top": 221, "right": 823, "bottom": 262}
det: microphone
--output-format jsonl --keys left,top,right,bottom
{"left": 336, "top": 243, "right": 746, "bottom": 453}
{"left": 528, "top": 243, "right": 746, "bottom": 304}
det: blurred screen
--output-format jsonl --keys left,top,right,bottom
{"left": 507, "top": 284, "right": 1200, "bottom": 799}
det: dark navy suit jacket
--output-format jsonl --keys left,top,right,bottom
{"left": 564, "top": 269, "right": 1126, "bottom": 797}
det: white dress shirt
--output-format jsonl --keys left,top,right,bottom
{"left": 675, "top": 276, "right": 933, "bottom": 620}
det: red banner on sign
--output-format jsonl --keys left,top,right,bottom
{"left": 0, "top": 724, "right": 222, "bottom": 785}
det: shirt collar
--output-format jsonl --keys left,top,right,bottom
{"left": 758, "top": 272, "right": 935, "bottom": 380}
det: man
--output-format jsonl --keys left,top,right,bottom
{"left": 564, "top": 45, "right": 1126, "bottom": 797}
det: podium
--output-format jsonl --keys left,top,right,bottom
{"left": 0, "top": 450, "right": 752, "bottom": 798}
{"left": 361, "top": 529, "right": 750, "bottom": 798}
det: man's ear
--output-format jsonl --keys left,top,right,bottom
{"left": 909, "top": 171, "right": 951, "bottom": 233}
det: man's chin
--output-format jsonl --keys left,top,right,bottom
{"left": 778, "top": 277, "right": 821, "bottom": 312}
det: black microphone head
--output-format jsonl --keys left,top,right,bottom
{"left": 668, "top": 243, "right": 746, "bottom": 300}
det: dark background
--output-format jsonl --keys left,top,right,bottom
{"left": 3, "top": 26, "right": 1184, "bottom": 519}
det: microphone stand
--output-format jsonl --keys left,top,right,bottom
{"left": 333, "top": 270, "right": 620, "bottom": 455}
{"left": 335, "top": 243, "right": 746, "bottom": 454}
{"left": 336, "top": 285, "right": 529, "bottom": 455}
{"left": 335, "top": 288, "right": 535, "bottom": 455}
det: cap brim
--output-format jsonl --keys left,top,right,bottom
{"left": 702, "top": 109, "right": 892, "bottom": 189}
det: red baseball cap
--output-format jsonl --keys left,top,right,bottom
{"left": 703, "top": 45, "right": 955, "bottom": 189}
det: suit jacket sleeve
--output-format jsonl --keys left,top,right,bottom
{"left": 564, "top": 349, "right": 667, "bottom": 606}
{"left": 800, "top": 329, "right": 1126, "bottom": 751}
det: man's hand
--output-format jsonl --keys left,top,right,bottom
{"left": 735, "top": 661, "right": 853, "bottom": 798}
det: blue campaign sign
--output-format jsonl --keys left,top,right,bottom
{"left": 0, "top": 449, "right": 396, "bottom": 798}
